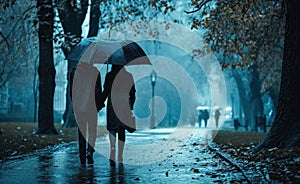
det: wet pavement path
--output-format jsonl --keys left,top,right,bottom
{"left": 0, "top": 127, "right": 247, "bottom": 183}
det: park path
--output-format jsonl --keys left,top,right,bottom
{"left": 0, "top": 127, "right": 247, "bottom": 183}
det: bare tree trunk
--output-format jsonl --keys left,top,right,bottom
{"left": 56, "top": 0, "right": 89, "bottom": 128}
{"left": 249, "top": 66, "right": 264, "bottom": 131}
{"left": 33, "top": 56, "right": 38, "bottom": 123}
{"left": 232, "top": 70, "right": 250, "bottom": 130}
{"left": 56, "top": 0, "right": 100, "bottom": 128}
{"left": 233, "top": 68, "right": 264, "bottom": 131}
{"left": 256, "top": 0, "right": 300, "bottom": 150}
{"left": 87, "top": 0, "right": 101, "bottom": 37}
{"left": 35, "top": 0, "right": 57, "bottom": 134}
{"left": 62, "top": 61, "right": 77, "bottom": 128}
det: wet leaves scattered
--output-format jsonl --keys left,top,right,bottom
{"left": 213, "top": 179, "right": 223, "bottom": 183}
{"left": 211, "top": 173, "right": 220, "bottom": 178}
{"left": 229, "top": 179, "right": 240, "bottom": 183}
{"left": 213, "top": 130, "right": 300, "bottom": 183}
{"left": 134, "top": 177, "right": 140, "bottom": 181}
{"left": 199, "top": 163, "right": 209, "bottom": 166}
{"left": 190, "top": 168, "right": 200, "bottom": 173}
{"left": 0, "top": 123, "right": 107, "bottom": 161}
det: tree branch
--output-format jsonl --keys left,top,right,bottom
{"left": 0, "top": 32, "right": 9, "bottom": 50}
{"left": 6, "top": 6, "right": 36, "bottom": 39}
{"left": 184, "top": 0, "right": 213, "bottom": 14}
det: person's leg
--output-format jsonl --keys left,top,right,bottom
{"left": 87, "top": 111, "right": 97, "bottom": 164}
{"left": 109, "top": 130, "right": 117, "bottom": 166}
{"left": 117, "top": 130, "right": 126, "bottom": 163}
{"left": 76, "top": 112, "right": 87, "bottom": 165}
{"left": 78, "top": 128, "right": 86, "bottom": 165}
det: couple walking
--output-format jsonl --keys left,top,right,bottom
{"left": 71, "top": 62, "right": 136, "bottom": 166}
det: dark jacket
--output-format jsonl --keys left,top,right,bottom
{"left": 203, "top": 109, "right": 209, "bottom": 120}
{"left": 100, "top": 68, "right": 136, "bottom": 132}
{"left": 70, "top": 62, "right": 104, "bottom": 112}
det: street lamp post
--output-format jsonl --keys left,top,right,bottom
{"left": 231, "top": 92, "right": 234, "bottom": 120}
{"left": 150, "top": 70, "right": 157, "bottom": 129}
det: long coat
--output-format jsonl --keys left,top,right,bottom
{"left": 100, "top": 68, "right": 136, "bottom": 132}
{"left": 70, "top": 62, "right": 103, "bottom": 113}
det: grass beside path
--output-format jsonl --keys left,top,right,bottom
{"left": 0, "top": 122, "right": 107, "bottom": 161}
{"left": 213, "top": 130, "right": 266, "bottom": 147}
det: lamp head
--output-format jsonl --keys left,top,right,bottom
{"left": 151, "top": 70, "right": 157, "bottom": 86}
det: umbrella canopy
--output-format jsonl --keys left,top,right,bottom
{"left": 67, "top": 37, "right": 151, "bottom": 66}
{"left": 196, "top": 105, "right": 210, "bottom": 111}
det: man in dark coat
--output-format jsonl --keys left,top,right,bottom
{"left": 100, "top": 64, "right": 136, "bottom": 166}
{"left": 70, "top": 62, "right": 104, "bottom": 165}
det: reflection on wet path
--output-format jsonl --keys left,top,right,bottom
{"left": 0, "top": 128, "right": 246, "bottom": 183}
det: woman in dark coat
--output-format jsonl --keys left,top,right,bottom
{"left": 100, "top": 64, "right": 136, "bottom": 165}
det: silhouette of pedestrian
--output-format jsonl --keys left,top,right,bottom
{"left": 198, "top": 110, "right": 204, "bottom": 127}
{"left": 214, "top": 109, "right": 221, "bottom": 128}
{"left": 203, "top": 109, "right": 209, "bottom": 128}
{"left": 99, "top": 64, "right": 136, "bottom": 166}
{"left": 70, "top": 62, "right": 104, "bottom": 165}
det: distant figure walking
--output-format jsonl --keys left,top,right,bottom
{"left": 203, "top": 109, "right": 209, "bottom": 128}
{"left": 214, "top": 109, "right": 221, "bottom": 128}
{"left": 71, "top": 62, "right": 104, "bottom": 165}
{"left": 198, "top": 110, "right": 203, "bottom": 127}
{"left": 100, "top": 64, "right": 136, "bottom": 166}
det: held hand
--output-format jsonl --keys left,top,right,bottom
{"left": 96, "top": 102, "right": 105, "bottom": 112}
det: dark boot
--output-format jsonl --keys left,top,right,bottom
{"left": 109, "top": 159, "right": 116, "bottom": 167}
{"left": 87, "top": 144, "right": 94, "bottom": 164}
{"left": 80, "top": 156, "right": 86, "bottom": 165}
{"left": 78, "top": 129, "right": 86, "bottom": 165}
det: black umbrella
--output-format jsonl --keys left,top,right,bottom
{"left": 67, "top": 37, "right": 151, "bottom": 66}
